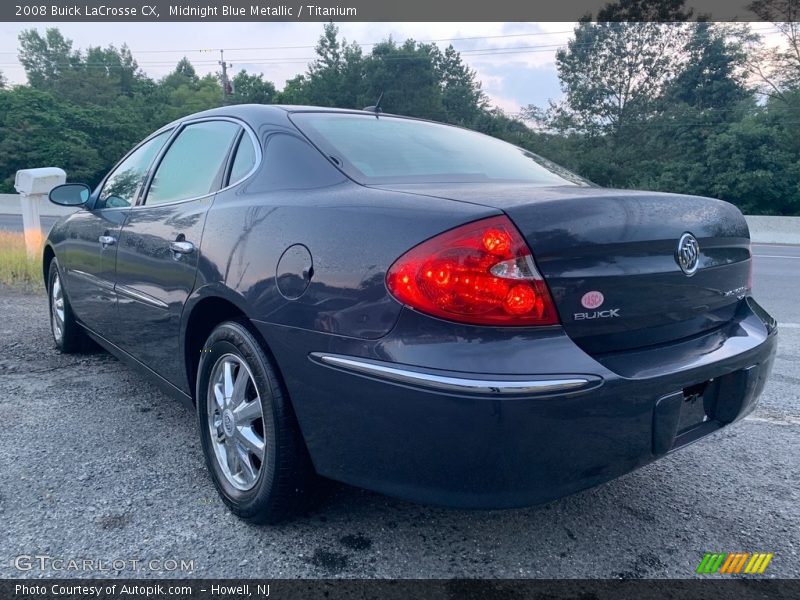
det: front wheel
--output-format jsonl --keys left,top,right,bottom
{"left": 196, "top": 320, "right": 313, "bottom": 523}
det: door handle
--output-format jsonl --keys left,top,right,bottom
{"left": 169, "top": 241, "right": 195, "bottom": 255}
{"left": 98, "top": 235, "right": 116, "bottom": 246}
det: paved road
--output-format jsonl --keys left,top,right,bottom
{"left": 751, "top": 244, "right": 800, "bottom": 326}
{"left": 0, "top": 252, "right": 797, "bottom": 579}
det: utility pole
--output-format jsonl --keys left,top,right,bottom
{"left": 219, "top": 50, "right": 232, "bottom": 102}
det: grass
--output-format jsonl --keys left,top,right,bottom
{"left": 0, "top": 231, "right": 44, "bottom": 292}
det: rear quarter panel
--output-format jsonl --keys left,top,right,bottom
{"left": 197, "top": 129, "right": 499, "bottom": 339}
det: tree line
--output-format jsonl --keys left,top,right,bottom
{"left": 0, "top": 0, "right": 798, "bottom": 215}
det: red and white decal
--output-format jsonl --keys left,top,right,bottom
{"left": 581, "top": 291, "right": 604, "bottom": 310}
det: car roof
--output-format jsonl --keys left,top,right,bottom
{"left": 158, "top": 104, "right": 407, "bottom": 133}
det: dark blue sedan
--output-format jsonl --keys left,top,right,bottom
{"left": 44, "top": 105, "right": 778, "bottom": 523}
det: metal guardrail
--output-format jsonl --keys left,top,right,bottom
{"left": 1, "top": 192, "right": 799, "bottom": 245}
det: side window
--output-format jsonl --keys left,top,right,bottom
{"left": 228, "top": 133, "right": 257, "bottom": 185}
{"left": 252, "top": 134, "right": 343, "bottom": 190}
{"left": 145, "top": 120, "right": 240, "bottom": 206}
{"left": 98, "top": 130, "right": 171, "bottom": 209}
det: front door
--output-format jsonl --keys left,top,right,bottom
{"left": 113, "top": 119, "right": 242, "bottom": 391}
{"left": 63, "top": 130, "right": 172, "bottom": 339}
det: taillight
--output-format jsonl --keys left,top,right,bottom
{"left": 386, "top": 215, "right": 560, "bottom": 326}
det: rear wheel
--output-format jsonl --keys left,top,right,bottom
{"left": 196, "top": 320, "right": 313, "bottom": 523}
{"left": 48, "top": 259, "right": 88, "bottom": 353}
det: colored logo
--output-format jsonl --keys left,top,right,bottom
{"left": 696, "top": 552, "right": 773, "bottom": 574}
{"left": 581, "top": 291, "right": 604, "bottom": 309}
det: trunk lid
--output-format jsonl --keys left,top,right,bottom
{"left": 372, "top": 183, "right": 751, "bottom": 354}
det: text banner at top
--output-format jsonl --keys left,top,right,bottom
{"left": 1, "top": 0, "right": 795, "bottom": 22}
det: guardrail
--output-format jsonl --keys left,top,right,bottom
{"left": 1, "top": 192, "right": 799, "bottom": 245}
{"left": 743, "top": 216, "right": 800, "bottom": 246}
{"left": 0, "top": 193, "right": 77, "bottom": 217}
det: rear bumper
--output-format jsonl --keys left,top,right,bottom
{"left": 255, "top": 298, "right": 777, "bottom": 509}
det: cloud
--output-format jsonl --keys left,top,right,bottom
{"left": 1, "top": 20, "right": 789, "bottom": 114}
{"left": 475, "top": 61, "right": 564, "bottom": 112}
{"left": 0, "top": 21, "right": 571, "bottom": 111}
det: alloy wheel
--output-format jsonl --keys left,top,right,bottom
{"left": 207, "top": 353, "right": 266, "bottom": 491}
{"left": 51, "top": 272, "right": 65, "bottom": 344}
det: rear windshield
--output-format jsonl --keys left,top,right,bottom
{"left": 291, "top": 112, "right": 587, "bottom": 186}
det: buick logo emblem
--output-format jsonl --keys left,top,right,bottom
{"left": 222, "top": 409, "right": 235, "bottom": 437}
{"left": 676, "top": 232, "right": 700, "bottom": 276}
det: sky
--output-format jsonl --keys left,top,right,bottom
{"left": 0, "top": 21, "right": 787, "bottom": 115}
{"left": 0, "top": 21, "right": 576, "bottom": 114}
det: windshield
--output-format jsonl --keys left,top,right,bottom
{"left": 291, "top": 112, "right": 587, "bottom": 186}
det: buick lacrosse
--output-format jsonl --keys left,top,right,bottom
{"left": 44, "top": 105, "right": 777, "bottom": 522}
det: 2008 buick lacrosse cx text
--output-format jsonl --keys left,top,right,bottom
{"left": 17, "top": 5, "right": 146, "bottom": 17}
{"left": 43, "top": 104, "right": 777, "bottom": 523}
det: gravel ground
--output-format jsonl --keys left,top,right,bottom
{"left": 0, "top": 260, "right": 798, "bottom": 579}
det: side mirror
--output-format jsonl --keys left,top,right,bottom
{"left": 49, "top": 183, "right": 91, "bottom": 207}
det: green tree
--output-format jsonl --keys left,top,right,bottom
{"left": 60, "top": 45, "right": 143, "bottom": 105}
{"left": 434, "top": 45, "right": 487, "bottom": 126}
{"left": 665, "top": 22, "right": 751, "bottom": 110}
{"left": 230, "top": 70, "right": 277, "bottom": 104}
{"left": 360, "top": 39, "right": 444, "bottom": 119}
{"left": 747, "top": 0, "right": 800, "bottom": 96}
{"left": 702, "top": 110, "right": 800, "bottom": 215}
{"left": 596, "top": 0, "right": 693, "bottom": 20}
{"left": 302, "top": 23, "right": 365, "bottom": 108}
{"left": 0, "top": 87, "right": 103, "bottom": 190}
{"left": 629, "top": 23, "right": 760, "bottom": 203}
{"left": 5, "top": 22, "right": 799, "bottom": 215}
{"left": 274, "top": 24, "right": 487, "bottom": 125}
{"left": 162, "top": 56, "right": 199, "bottom": 88}
{"left": 549, "top": 20, "right": 691, "bottom": 135}
{"left": 18, "top": 29, "right": 146, "bottom": 105}
{"left": 152, "top": 58, "right": 222, "bottom": 122}
{"left": 275, "top": 74, "right": 310, "bottom": 104}
{"left": 17, "top": 28, "right": 78, "bottom": 90}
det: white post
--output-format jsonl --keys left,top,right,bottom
{"left": 14, "top": 168, "right": 67, "bottom": 259}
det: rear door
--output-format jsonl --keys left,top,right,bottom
{"left": 63, "top": 130, "right": 172, "bottom": 339}
{"left": 113, "top": 118, "right": 243, "bottom": 390}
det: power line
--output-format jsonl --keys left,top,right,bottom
{"left": 0, "top": 26, "right": 786, "bottom": 69}
{"left": 0, "top": 29, "right": 578, "bottom": 55}
{"left": 0, "top": 23, "right": 782, "bottom": 56}
{"left": 0, "top": 44, "right": 577, "bottom": 68}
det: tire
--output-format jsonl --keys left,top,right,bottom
{"left": 196, "top": 320, "right": 314, "bottom": 523}
{"left": 47, "top": 259, "right": 88, "bottom": 353}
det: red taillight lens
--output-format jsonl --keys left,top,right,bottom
{"left": 386, "top": 215, "right": 560, "bottom": 326}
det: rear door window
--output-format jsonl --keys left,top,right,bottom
{"left": 227, "top": 133, "right": 257, "bottom": 185}
{"left": 145, "top": 120, "right": 240, "bottom": 206}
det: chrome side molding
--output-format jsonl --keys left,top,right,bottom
{"left": 310, "top": 353, "right": 595, "bottom": 396}
{"left": 115, "top": 284, "right": 169, "bottom": 310}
